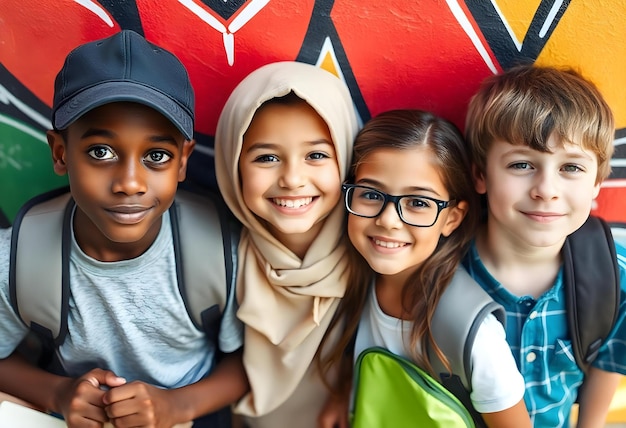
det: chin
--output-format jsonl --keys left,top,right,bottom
{"left": 367, "top": 262, "right": 402, "bottom": 276}
{"left": 276, "top": 220, "right": 320, "bottom": 234}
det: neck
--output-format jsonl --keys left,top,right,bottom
{"left": 376, "top": 274, "right": 413, "bottom": 320}
{"left": 475, "top": 227, "right": 562, "bottom": 298}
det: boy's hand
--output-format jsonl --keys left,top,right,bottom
{"left": 103, "top": 381, "right": 188, "bottom": 428}
{"left": 59, "top": 369, "right": 126, "bottom": 428}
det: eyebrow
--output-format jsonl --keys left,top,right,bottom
{"left": 244, "top": 138, "right": 333, "bottom": 153}
{"left": 505, "top": 147, "right": 595, "bottom": 161}
{"left": 356, "top": 178, "right": 442, "bottom": 196}
{"left": 81, "top": 128, "right": 179, "bottom": 146}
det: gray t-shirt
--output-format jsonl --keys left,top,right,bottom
{"left": 0, "top": 211, "right": 243, "bottom": 388}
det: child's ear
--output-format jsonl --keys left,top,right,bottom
{"left": 441, "top": 200, "right": 468, "bottom": 237}
{"left": 472, "top": 164, "right": 487, "bottom": 195}
{"left": 177, "top": 138, "right": 196, "bottom": 182}
{"left": 592, "top": 181, "right": 601, "bottom": 199}
{"left": 47, "top": 130, "right": 68, "bottom": 176}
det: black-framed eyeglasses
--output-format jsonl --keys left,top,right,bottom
{"left": 342, "top": 183, "right": 455, "bottom": 227}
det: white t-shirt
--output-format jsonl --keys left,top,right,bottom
{"left": 0, "top": 211, "right": 243, "bottom": 388}
{"left": 354, "top": 281, "right": 525, "bottom": 414}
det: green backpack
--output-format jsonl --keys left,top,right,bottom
{"left": 352, "top": 347, "right": 476, "bottom": 428}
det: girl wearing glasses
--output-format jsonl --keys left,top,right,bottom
{"left": 317, "top": 109, "right": 530, "bottom": 428}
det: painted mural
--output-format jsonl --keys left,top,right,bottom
{"left": 1, "top": 0, "right": 625, "bottom": 227}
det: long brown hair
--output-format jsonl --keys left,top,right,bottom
{"left": 318, "top": 109, "right": 479, "bottom": 392}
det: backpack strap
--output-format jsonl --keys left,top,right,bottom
{"left": 169, "top": 190, "right": 240, "bottom": 343}
{"left": 429, "top": 265, "right": 505, "bottom": 428}
{"left": 9, "top": 187, "right": 73, "bottom": 358}
{"left": 562, "top": 215, "right": 620, "bottom": 371}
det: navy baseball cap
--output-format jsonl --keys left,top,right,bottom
{"left": 52, "top": 30, "right": 195, "bottom": 140}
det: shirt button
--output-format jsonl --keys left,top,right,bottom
{"left": 529, "top": 311, "right": 538, "bottom": 319}
{"left": 526, "top": 352, "right": 537, "bottom": 363}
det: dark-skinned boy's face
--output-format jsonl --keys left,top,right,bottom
{"left": 47, "top": 102, "right": 195, "bottom": 261}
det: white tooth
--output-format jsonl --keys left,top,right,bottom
{"left": 274, "top": 197, "right": 313, "bottom": 208}
{"left": 374, "top": 239, "right": 405, "bottom": 248}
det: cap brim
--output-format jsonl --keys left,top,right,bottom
{"left": 53, "top": 81, "right": 194, "bottom": 140}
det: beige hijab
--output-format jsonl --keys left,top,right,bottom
{"left": 215, "top": 61, "right": 359, "bottom": 415}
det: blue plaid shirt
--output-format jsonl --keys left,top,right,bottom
{"left": 463, "top": 241, "right": 626, "bottom": 427}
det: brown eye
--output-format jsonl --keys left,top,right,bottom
{"left": 88, "top": 146, "right": 115, "bottom": 160}
{"left": 144, "top": 150, "right": 172, "bottom": 165}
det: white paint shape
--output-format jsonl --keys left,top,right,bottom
{"left": 446, "top": 0, "right": 499, "bottom": 73}
{"left": 178, "top": 0, "right": 270, "bottom": 66}
{"left": 74, "top": 0, "right": 114, "bottom": 27}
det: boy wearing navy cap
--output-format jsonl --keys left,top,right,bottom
{"left": 0, "top": 30, "right": 246, "bottom": 427}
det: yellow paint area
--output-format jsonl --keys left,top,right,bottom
{"left": 606, "top": 377, "right": 626, "bottom": 423}
{"left": 496, "top": 1, "right": 626, "bottom": 129}
{"left": 319, "top": 52, "right": 339, "bottom": 77}
{"left": 494, "top": 0, "right": 542, "bottom": 44}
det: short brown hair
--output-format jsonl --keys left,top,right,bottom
{"left": 465, "top": 64, "right": 615, "bottom": 183}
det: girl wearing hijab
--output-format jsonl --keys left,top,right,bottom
{"left": 214, "top": 61, "right": 359, "bottom": 427}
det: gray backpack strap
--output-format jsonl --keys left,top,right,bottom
{"left": 170, "top": 190, "right": 240, "bottom": 341}
{"left": 428, "top": 265, "right": 505, "bottom": 428}
{"left": 9, "top": 188, "right": 73, "bottom": 346}
{"left": 430, "top": 265, "right": 505, "bottom": 388}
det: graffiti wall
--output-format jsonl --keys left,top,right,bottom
{"left": 1, "top": 0, "right": 625, "bottom": 226}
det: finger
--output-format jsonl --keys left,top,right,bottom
{"left": 109, "top": 411, "right": 154, "bottom": 428}
{"left": 83, "top": 369, "right": 125, "bottom": 389}
{"left": 70, "top": 407, "right": 109, "bottom": 426}
{"left": 82, "top": 376, "right": 101, "bottom": 389}
{"left": 103, "top": 382, "right": 141, "bottom": 405}
{"left": 104, "top": 396, "right": 141, "bottom": 420}
{"left": 74, "top": 378, "right": 107, "bottom": 404}
{"left": 103, "top": 371, "right": 126, "bottom": 388}
{"left": 106, "top": 398, "right": 159, "bottom": 428}
{"left": 65, "top": 390, "right": 109, "bottom": 426}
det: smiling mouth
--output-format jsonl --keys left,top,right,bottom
{"left": 272, "top": 197, "right": 314, "bottom": 209}
{"left": 106, "top": 206, "right": 152, "bottom": 224}
{"left": 373, "top": 238, "right": 408, "bottom": 248}
{"left": 522, "top": 211, "right": 564, "bottom": 222}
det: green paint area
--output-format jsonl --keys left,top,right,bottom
{"left": 0, "top": 121, "right": 68, "bottom": 225}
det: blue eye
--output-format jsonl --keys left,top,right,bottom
{"left": 510, "top": 162, "right": 531, "bottom": 170}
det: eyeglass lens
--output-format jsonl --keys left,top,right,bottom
{"left": 346, "top": 186, "right": 440, "bottom": 227}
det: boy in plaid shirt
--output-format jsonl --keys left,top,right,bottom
{"left": 463, "top": 64, "right": 626, "bottom": 427}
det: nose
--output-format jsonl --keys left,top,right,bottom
{"left": 530, "top": 170, "right": 559, "bottom": 200}
{"left": 278, "top": 162, "right": 306, "bottom": 189}
{"left": 375, "top": 201, "right": 403, "bottom": 230}
{"left": 111, "top": 159, "right": 147, "bottom": 195}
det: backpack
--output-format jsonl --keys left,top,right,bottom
{"left": 350, "top": 215, "right": 621, "bottom": 428}
{"left": 8, "top": 186, "right": 241, "bottom": 369}
{"left": 352, "top": 347, "right": 477, "bottom": 428}
{"left": 351, "top": 266, "right": 500, "bottom": 428}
